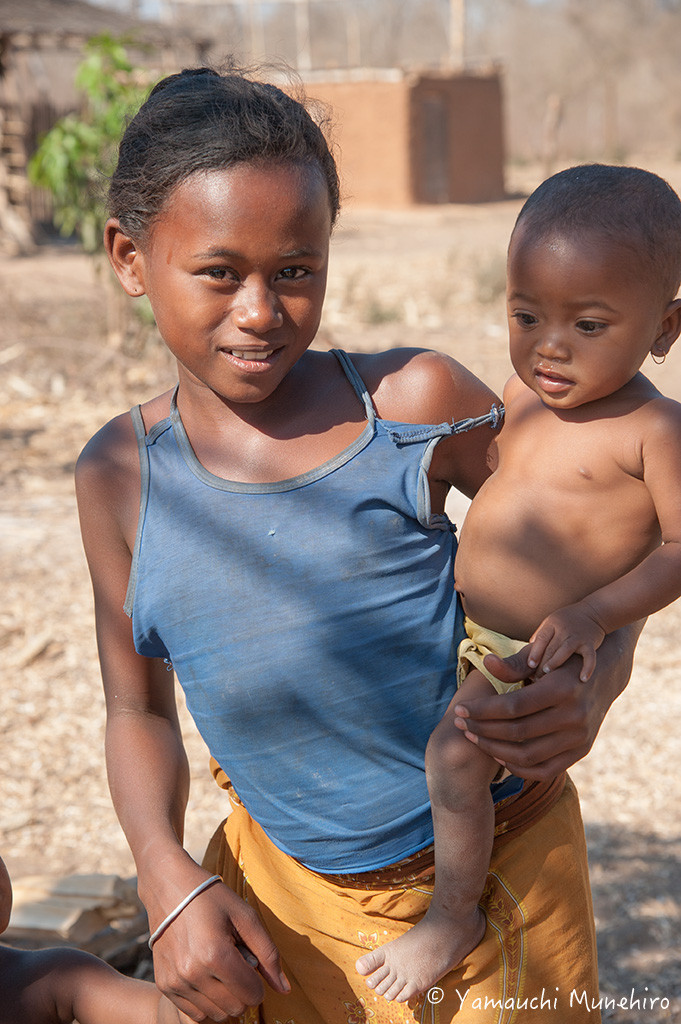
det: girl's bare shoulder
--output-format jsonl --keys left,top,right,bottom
{"left": 76, "top": 391, "right": 173, "bottom": 487}
{"left": 75, "top": 390, "right": 174, "bottom": 539}
{"left": 348, "top": 347, "right": 498, "bottom": 424}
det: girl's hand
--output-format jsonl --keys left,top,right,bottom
{"left": 452, "top": 623, "right": 642, "bottom": 781}
{"left": 527, "top": 604, "right": 606, "bottom": 681}
{"left": 149, "top": 870, "right": 290, "bottom": 1022}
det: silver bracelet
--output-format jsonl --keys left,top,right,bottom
{"left": 148, "top": 874, "right": 222, "bottom": 951}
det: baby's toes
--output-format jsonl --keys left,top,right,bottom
{"left": 365, "top": 964, "right": 392, "bottom": 990}
{"left": 356, "top": 949, "right": 385, "bottom": 976}
{"left": 380, "top": 976, "right": 408, "bottom": 1002}
{"left": 395, "top": 980, "right": 419, "bottom": 1003}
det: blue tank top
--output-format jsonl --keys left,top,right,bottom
{"left": 125, "top": 350, "right": 516, "bottom": 872}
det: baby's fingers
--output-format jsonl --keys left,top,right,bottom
{"left": 537, "top": 638, "right": 578, "bottom": 675}
{"left": 576, "top": 646, "right": 597, "bottom": 682}
{"left": 526, "top": 631, "right": 553, "bottom": 671}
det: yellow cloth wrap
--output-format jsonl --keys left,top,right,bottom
{"left": 457, "top": 618, "right": 528, "bottom": 695}
{"left": 203, "top": 768, "right": 600, "bottom": 1024}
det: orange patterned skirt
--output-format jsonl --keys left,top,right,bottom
{"left": 203, "top": 768, "right": 600, "bottom": 1024}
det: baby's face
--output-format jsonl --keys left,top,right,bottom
{"left": 506, "top": 225, "right": 670, "bottom": 409}
{"left": 0, "top": 857, "right": 11, "bottom": 933}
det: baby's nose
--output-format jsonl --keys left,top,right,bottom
{"left": 537, "top": 329, "right": 570, "bottom": 360}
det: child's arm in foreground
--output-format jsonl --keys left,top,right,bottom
{"left": 527, "top": 401, "right": 681, "bottom": 679}
{"left": 75, "top": 419, "right": 288, "bottom": 1023}
{"left": 62, "top": 950, "right": 166, "bottom": 1024}
{"left": 0, "top": 945, "right": 170, "bottom": 1024}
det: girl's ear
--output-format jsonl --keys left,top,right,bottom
{"left": 652, "top": 297, "right": 681, "bottom": 360}
{"left": 104, "top": 218, "right": 147, "bottom": 297}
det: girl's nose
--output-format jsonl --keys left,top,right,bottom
{"left": 232, "top": 280, "right": 283, "bottom": 333}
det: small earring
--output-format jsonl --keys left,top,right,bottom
{"left": 652, "top": 351, "right": 666, "bottom": 365}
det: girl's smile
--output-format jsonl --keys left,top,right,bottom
{"left": 119, "top": 161, "right": 332, "bottom": 408}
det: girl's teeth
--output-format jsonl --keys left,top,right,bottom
{"left": 231, "top": 350, "right": 272, "bottom": 361}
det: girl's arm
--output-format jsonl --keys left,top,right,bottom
{"left": 75, "top": 420, "right": 287, "bottom": 1022}
{"left": 582, "top": 398, "right": 681, "bottom": 632}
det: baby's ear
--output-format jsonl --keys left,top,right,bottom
{"left": 652, "top": 297, "right": 681, "bottom": 359}
{"left": 104, "top": 218, "right": 147, "bottom": 298}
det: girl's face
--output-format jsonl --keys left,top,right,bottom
{"left": 507, "top": 225, "right": 677, "bottom": 409}
{"left": 126, "top": 161, "right": 332, "bottom": 406}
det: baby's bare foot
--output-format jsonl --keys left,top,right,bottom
{"left": 355, "top": 907, "right": 485, "bottom": 1003}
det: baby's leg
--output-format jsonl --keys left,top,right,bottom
{"left": 356, "top": 669, "right": 500, "bottom": 1002}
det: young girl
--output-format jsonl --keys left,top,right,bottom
{"left": 76, "top": 67, "right": 639, "bottom": 1023}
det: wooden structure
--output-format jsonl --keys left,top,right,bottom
{"left": 304, "top": 67, "right": 505, "bottom": 208}
{"left": 0, "top": 0, "right": 206, "bottom": 253}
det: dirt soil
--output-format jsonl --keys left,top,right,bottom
{"left": 1, "top": 162, "right": 680, "bottom": 1020}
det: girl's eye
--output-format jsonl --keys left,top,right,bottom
{"left": 511, "top": 311, "right": 538, "bottom": 328}
{"left": 278, "top": 266, "right": 308, "bottom": 281}
{"left": 204, "top": 267, "right": 237, "bottom": 282}
{"left": 577, "top": 319, "right": 605, "bottom": 333}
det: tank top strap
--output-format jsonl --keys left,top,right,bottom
{"left": 332, "top": 349, "right": 376, "bottom": 425}
{"left": 124, "top": 403, "right": 152, "bottom": 617}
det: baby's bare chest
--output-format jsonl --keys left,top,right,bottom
{"left": 499, "top": 407, "right": 643, "bottom": 489}
{"left": 476, "top": 412, "right": 657, "bottom": 552}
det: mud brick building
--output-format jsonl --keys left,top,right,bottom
{"left": 304, "top": 67, "right": 505, "bottom": 207}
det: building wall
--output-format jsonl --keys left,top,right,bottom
{"left": 304, "top": 71, "right": 505, "bottom": 209}
{"left": 411, "top": 74, "right": 505, "bottom": 204}
{"left": 306, "top": 77, "right": 413, "bottom": 207}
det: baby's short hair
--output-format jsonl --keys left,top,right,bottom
{"left": 513, "top": 164, "right": 681, "bottom": 303}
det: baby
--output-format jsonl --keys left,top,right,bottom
{"left": 357, "top": 164, "right": 681, "bottom": 1001}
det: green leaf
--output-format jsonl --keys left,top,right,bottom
{"left": 29, "top": 35, "right": 152, "bottom": 253}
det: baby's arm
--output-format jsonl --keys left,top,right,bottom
{"left": 529, "top": 399, "right": 681, "bottom": 680}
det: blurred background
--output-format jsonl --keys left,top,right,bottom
{"left": 4, "top": 0, "right": 681, "bottom": 248}
{"left": 1, "top": 1, "right": 681, "bottom": 1020}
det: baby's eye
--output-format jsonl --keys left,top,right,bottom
{"left": 576, "top": 319, "right": 605, "bottom": 334}
{"left": 511, "top": 311, "right": 538, "bottom": 328}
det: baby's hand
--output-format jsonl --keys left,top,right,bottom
{"left": 527, "top": 604, "right": 606, "bottom": 681}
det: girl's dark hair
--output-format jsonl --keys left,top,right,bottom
{"left": 108, "top": 65, "right": 340, "bottom": 239}
{"left": 512, "top": 164, "right": 681, "bottom": 303}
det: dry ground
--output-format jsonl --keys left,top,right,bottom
{"left": 1, "top": 162, "right": 680, "bottom": 1020}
